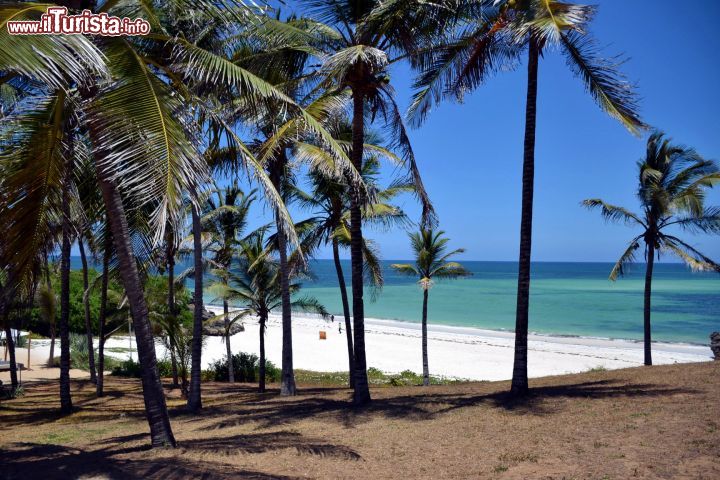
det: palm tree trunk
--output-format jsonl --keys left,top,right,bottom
{"left": 3, "top": 324, "right": 18, "bottom": 389}
{"left": 422, "top": 289, "right": 430, "bottom": 387}
{"left": 332, "top": 237, "right": 354, "bottom": 388}
{"left": 187, "top": 202, "right": 203, "bottom": 412}
{"left": 643, "top": 242, "right": 655, "bottom": 366}
{"left": 259, "top": 316, "right": 266, "bottom": 393}
{"left": 277, "top": 224, "right": 296, "bottom": 396}
{"left": 48, "top": 312, "right": 56, "bottom": 366}
{"left": 511, "top": 36, "right": 539, "bottom": 397}
{"left": 78, "top": 238, "right": 97, "bottom": 383}
{"left": 224, "top": 298, "right": 234, "bottom": 383}
{"left": 350, "top": 90, "right": 371, "bottom": 405}
{"left": 96, "top": 168, "right": 176, "bottom": 448}
{"left": 97, "top": 235, "right": 110, "bottom": 397}
{"left": 167, "top": 244, "right": 179, "bottom": 388}
{"left": 59, "top": 155, "right": 73, "bottom": 414}
{"left": 271, "top": 152, "right": 296, "bottom": 396}
{"left": 46, "top": 257, "right": 56, "bottom": 366}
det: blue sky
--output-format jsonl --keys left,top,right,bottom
{"left": 71, "top": 1, "right": 720, "bottom": 263}
{"left": 254, "top": 1, "right": 720, "bottom": 262}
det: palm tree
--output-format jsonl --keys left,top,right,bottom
{"left": 96, "top": 232, "right": 112, "bottom": 397}
{"left": 584, "top": 132, "right": 720, "bottom": 365}
{"left": 297, "top": 153, "right": 411, "bottom": 387}
{"left": 201, "top": 183, "right": 255, "bottom": 382}
{"left": 211, "top": 230, "right": 328, "bottom": 393}
{"left": 392, "top": 229, "right": 470, "bottom": 386}
{"left": 76, "top": 156, "right": 103, "bottom": 385}
{"left": 298, "top": 0, "right": 442, "bottom": 404}
{"left": 409, "top": 0, "right": 645, "bottom": 396}
{"left": 187, "top": 197, "right": 205, "bottom": 411}
{"left": 59, "top": 121, "right": 74, "bottom": 414}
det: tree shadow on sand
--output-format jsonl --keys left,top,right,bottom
{"left": 0, "top": 428, "right": 360, "bottom": 480}
{"left": 198, "top": 379, "right": 701, "bottom": 430}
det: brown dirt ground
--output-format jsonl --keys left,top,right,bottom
{"left": 1, "top": 362, "right": 719, "bottom": 479}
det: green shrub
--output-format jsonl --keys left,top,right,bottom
{"left": 110, "top": 358, "right": 175, "bottom": 378}
{"left": 69, "top": 333, "right": 91, "bottom": 370}
{"left": 157, "top": 359, "right": 174, "bottom": 378}
{"left": 207, "top": 352, "right": 279, "bottom": 383}
{"left": 111, "top": 359, "right": 143, "bottom": 378}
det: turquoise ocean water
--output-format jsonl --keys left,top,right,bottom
{"left": 72, "top": 258, "right": 719, "bottom": 344}
{"left": 291, "top": 260, "right": 718, "bottom": 345}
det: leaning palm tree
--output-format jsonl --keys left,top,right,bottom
{"left": 392, "top": 229, "right": 470, "bottom": 386}
{"left": 409, "top": 0, "right": 645, "bottom": 396}
{"left": 211, "top": 230, "right": 328, "bottom": 393}
{"left": 583, "top": 132, "right": 720, "bottom": 366}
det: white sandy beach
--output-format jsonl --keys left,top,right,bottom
{"left": 165, "top": 306, "right": 713, "bottom": 381}
{"left": 4, "top": 306, "right": 713, "bottom": 383}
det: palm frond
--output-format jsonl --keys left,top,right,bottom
{"left": 560, "top": 31, "right": 645, "bottom": 135}
{"left": 661, "top": 235, "right": 720, "bottom": 273}
{"left": 582, "top": 199, "right": 644, "bottom": 227}
{"left": 608, "top": 236, "right": 642, "bottom": 281}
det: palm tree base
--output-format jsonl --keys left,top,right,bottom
{"left": 510, "top": 381, "right": 529, "bottom": 397}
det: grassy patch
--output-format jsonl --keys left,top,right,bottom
{"left": 293, "top": 368, "right": 468, "bottom": 387}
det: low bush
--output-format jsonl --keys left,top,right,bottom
{"left": 110, "top": 358, "right": 174, "bottom": 378}
{"left": 111, "top": 359, "right": 143, "bottom": 378}
{"left": 207, "top": 352, "right": 280, "bottom": 383}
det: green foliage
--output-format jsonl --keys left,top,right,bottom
{"left": 392, "top": 228, "right": 470, "bottom": 289}
{"left": 69, "top": 333, "right": 91, "bottom": 371}
{"left": 0, "top": 382, "right": 24, "bottom": 400}
{"left": 67, "top": 333, "right": 119, "bottom": 372}
{"left": 110, "top": 358, "right": 174, "bottom": 378}
{"left": 207, "top": 352, "right": 280, "bottom": 383}
{"left": 14, "top": 334, "right": 27, "bottom": 349}
{"left": 111, "top": 359, "right": 143, "bottom": 378}
{"left": 27, "top": 267, "right": 123, "bottom": 337}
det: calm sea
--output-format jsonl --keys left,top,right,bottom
{"left": 297, "top": 260, "right": 719, "bottom": 345}
{"left": 71, "top": 258, "right": 719, "bottom": 344}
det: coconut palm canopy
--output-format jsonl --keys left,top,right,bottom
{"left": 584, "top": 132, "right": 720, "bottom": 279}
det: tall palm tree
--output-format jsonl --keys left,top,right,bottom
{"left": 392, "top": 228, "right": 470, "bottom": 386}
{"left": 584, "top": 132, "right": 720, "bottom": 365}
{"left": 409, "top": 0, "right": 645, "bottom": 395}
{"left": 186, "top": 196, "right": 204, "bottom": 411}
{"left": 96, "top": 231, "right": 112, "bottom": 397}
{"left": 75, "top": 154, "right": 103, "bottom": 385}
{"left": 298, "top": 0, "right": 442, "bottom": 403}
{"left": 59, "top": 119, "right": 74, "bottom": 414}
{"left": 297, "top": 153, "right": 411, "bottom": 387}
{"left": 202, "top": 183, "right": 255, "bottom": 382}
{"left": 211, "top": 230, "right": 328, "bottom": 393}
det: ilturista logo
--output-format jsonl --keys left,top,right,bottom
{"left": 7, "top": 7, "right": 151, "bottom": 36}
